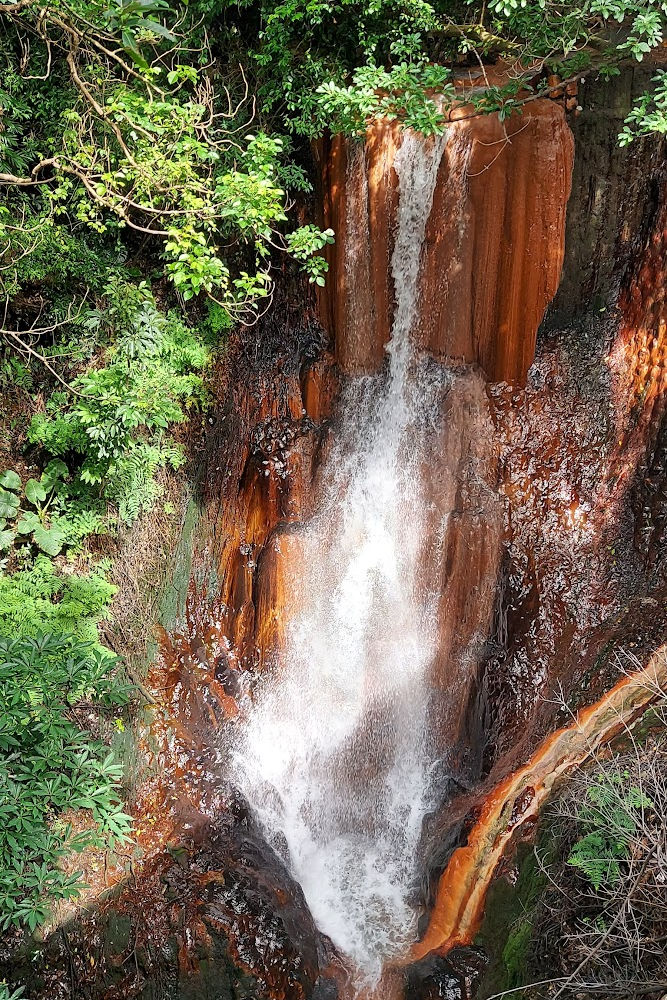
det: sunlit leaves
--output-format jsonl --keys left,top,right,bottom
{"left": 314, "top": 61, "right": 454, "bottom": 136}
{"left": 0, "top": 461, "right": 71, "bottom": 556}
{"left": 101, "top": 0, "right": 175, "bottom": 68}
{"left": 0, "top": 472, "right": 20, "bottom": 491}
{"left": 28, "top": 280, "right": 210, "bottom": 500}
{"left": 0, "top": 2, "right": 334, "bottom": 318}
{"left": 619, "top": 68, "right": 667, "bottom": 142}
{"left": 0, "top": 631, "right": 131, "bottom": 931}
{"left": 285, "top": 224, "right": 334, "bottom": 285}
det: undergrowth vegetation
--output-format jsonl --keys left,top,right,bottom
{"left": 497, "top": 671, "right": 667, "bottom": 999}
{"left": 0, "top": 634, "right": 131, "bottom": 932}
{"left": 0, "top": 272, "right": 214, "bottom": 932}
{"left": 27, "top": 281, "right": 206, "bottom": 505}
{"left": 0, "top": 543, "right": 130, "bottom": 930}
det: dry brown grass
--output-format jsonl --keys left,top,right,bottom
{"left": 101, "top": 469, "right": 189, "bottom": 675}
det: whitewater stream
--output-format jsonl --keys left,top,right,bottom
{"left": 231, "top": 131, "right": 455, "bottom": 986}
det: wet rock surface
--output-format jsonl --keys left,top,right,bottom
{"left": 404, "top": 949, "right": 486, "bottom": 1000}
{"left": 317, "top": 101, "right": 573, "bottom": 382}
{"left": 0, "top": 815, "right": 335, "bottom": 999}
{"left": 406, "top": 63, "right": 667, "bottom": 991}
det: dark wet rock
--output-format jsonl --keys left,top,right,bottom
{"left": 404, "top": 948, "right": 486, "bottom": 999}
{"left": 311, "top": 977, "right": 339, "bottom": 1000}
{"left": 417, "top": 815, "right": 469, "bottom": 927}
{"left": 446, "top": 949, "right": 488, "bottom": 997}
{"left": 103, "top": 912, "right": 132, "bottom": 960}
{"left": 0, "top": 817, "right": 330, "bottom": 1000}
{"left": 550, "top": 62, "right": 667, "bottom": 322}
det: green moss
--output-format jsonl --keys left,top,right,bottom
{"left": 157, "top": 496, "right": 201, "bottom": 633}
{"left": 109, "top": 492, "right": 203, "bottom": 802}
{"left": 501, "top": 918, "right": 534, "bottom": 988}
{"left": 474, "top": 842, "right": 550, "bottom": 998}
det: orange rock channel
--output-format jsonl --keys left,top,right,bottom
{"left": 410, "top": 646, "right": 667, "bottom": 961}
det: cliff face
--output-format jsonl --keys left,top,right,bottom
{"left": 311, "top": 74, "right": 667, "bottom": 990}
{"left": 120, "top": 99, "right": 577, "bottom": 996}
{"left": 111, "top": 76, "right": 666, "bottom": 995}
{"left": 413, "top": 645, "right": 667, "bottom": 961}
{"left": 611, "top": 174, "right": 667, "bottom": 576}
{"left": 411, "top": 70, "right": 667, "bottom": 986}
{"left": 10, "top": 70, "right": 667, "bottom": 1000}
{"left": 317, "top": 100, "right": 574, "bottom": 382}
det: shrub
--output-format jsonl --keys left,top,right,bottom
{"left": 27, "top": 280, "right": 209, "bottom": 523}
{"left": 522, "top": 676, "right": 667, "bottom": 1000}
{"left": 566, "top": 777, "right": 652, "bottom": 891}
{"left": 0, "top": 556, "right": 116, "bottom": 645}
{"left": 0, "top": 461, "right": 72, "bottom": 556}
{"left": 0, "top": 632, "right": 131, "bottom": 931}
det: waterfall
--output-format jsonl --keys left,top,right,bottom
{"left": 230, "top": 130, "right": 450, "bottom": 985}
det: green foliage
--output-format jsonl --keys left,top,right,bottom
{"left": 243, "top": 0, "right": 439, "bottom": 132}
{"left": 106, "top": 441, "right": 186, "bottom": 525}
{"left": 0, "top": 460, "right": 71, "bottom": 555}
{"left": 0, "top": 438, "right": 131, "bottom": 935}
{"left": 473, "top": 0, "right": 667, "bottom": 135}
{"left": 0, "top": 81, "right": 33, "bottom": 176}
{"left": 314, "top": 62, "right": 454, "bottom": 136}
{"left": 0, "top": 462, "right": 109, "bottom": 559}
{"left": 0, "top": 355, "right": 33, "bottom": 393}
{"left": 101, "top": 0, "right": 175, "bottom": 68}
{"left": 285, "top": 225, "right": 335, "bottom": 285}
{"left": 589, "top": 0, "right": 667, "bottom": 60}
{"left": 0, "top": 984, "right": 25, "bottom": 1000}
{"left": 620, "top": 69, "right": 667, "bottom": 143}
{"left": 0, "top": 54, "right": 57, "bottom": 178}
{"left": 567, "top": 773, "right": 653, "bottom": 890}
{"left": 209, "top": 0, "right": 667, "bottom": 142}
{"left": 202, "top": 299, "right": 234, "bottom": 338}
{"left": 0, "top": 3, "right": 334, "bottom": 319}
{"left": 0, "top": 0, "right": 664, "bottom": 336}
{"left": 0, "top": 279, "right": 206, "bottom": 577}
{"left": 27, "top": 280, "right": 207, "bottom": 523}
{"left": 0, "top": 556, "right": 116, "bottom": 645}
{"left": 0, "top": 207, "right": 118, "bottom": 303}
{"left": 0, "top": 632, "right": 131, "bottom": 931}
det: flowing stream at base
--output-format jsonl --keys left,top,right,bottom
{"left": 231, "top": 132, "right": 454, "bottom": 986}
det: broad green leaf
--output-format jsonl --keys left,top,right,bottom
{"left": 0, "top": 471, "right": 21, "bottom": 490}
{"left": 32, "top": 525, "right": 65, "bottom": 556}
{"left": 142, "top": 19, "right": 176, "bottom": 40}
{"left": 121, "top": 29, "right": 148, "bottom": 69}
{"left": 16, "top": 511, "right": 40, "bottom": 535}
{"left": 0, "top": 490, "right": 19, "bottom": 519}
{"left": 0, "top": 529, "right": 15, "bottom": 550}
{"left": 41, "top": 460, "right": 68, "bottom": 489}
{"left": 25, "top": 479, "right": 47, "bottom": 506}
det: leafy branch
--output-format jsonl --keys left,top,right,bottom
{"left": 0, "top": 0, "right": 333, "bottom": 320}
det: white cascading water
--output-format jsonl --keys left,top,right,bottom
{"left": 231, "top": 131, "right": 451, "bottom": 986}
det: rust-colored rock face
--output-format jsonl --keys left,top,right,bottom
{"left": 318, "top": 102, "right": 574, "bottom": 382}
{"left": 129, "top": 104, "right": 664, "bottom": 996}
{"left": 412, "top": 646, "right": 667, "bottom": 961}
{"left": 18, "top": 69, "right": 667, "bottom": 1000}
{"left": 409, "top": 152, "right": 667, "bottom": 981}
{"left": 417, "top": 369, "right": 503, "bottom": 759}
{"left": 607, "top": 182, "right": 667, "bottom": 572}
